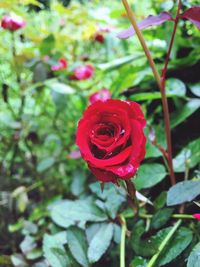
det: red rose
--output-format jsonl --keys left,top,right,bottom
{"left": 1, "top": 14, "right": 26, "bottom": 31}
{"left": 94, "top": 33, "right": 105, "bottom": 43}
{"left": 89, "top": 88, "right": 111, "bottom": 104}
{"left": 51, "top": 58, "right": 68, "bottom": 71}
{"left": 76, "top": 99, "right": 146, "bottom": 183}
{"left": 193, "top": 214, "right": 200, "bottom": 221}
{"left": 70, "top": 64, "right": 94, "bottom": 81}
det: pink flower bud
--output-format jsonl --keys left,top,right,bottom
{"left": 70, "top": 64, "right": 94, "bottom": 81}
{"left": 89, "top": 88, "right": 111, "bottom": 104}
{"left": 193, "top": 214, "right": 200, "bottom": 221}
{"left": 1, "top": 14, "right": 26, "bottom": 31}
{"left": 51, "top": 58, "right": 68, "bottom": 71}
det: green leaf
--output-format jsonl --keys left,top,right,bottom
{"left": 145, "top": 139, "right": 162, "bottom": 158}
{"left": 90, "top": 182, "right": 126, "bottom": 219}
{"left": 154, "top": 191, "right": 167, "bottom": 210}
{"left": 131, "top": 221, "right": 165, "bottom": 257}
{"left": 47, "top": 81, "right": 75, "bottom": 94}
{"left": 171, "top": 99, "right": 200, "bottom": 128}
{"left": 130, "top": 256, "right": 147, "bottom": 267}
{"left": 43, "top": 234, "right": 69, "bottom": 267}
{"left": 67, "top": 227, "right": 89, "bottom": 267}
{"left": 173, "top": 137, "right": 200, "bottom": 173}
{"left": 189, "top": 83, "right": 200, "bottom": 97}
{"left": 151, "top": 208, "right": 174, "bottom": 229}
{"left": 40, "top": 34, "right": 55, "bottom": 55}
{"left": 87, "top": 223, "right": 113, "bottom": 263}
{"left": 71, "top": 170, "right": 86, "bottom": 197}
{"left": 167, "top": 180, "right": 200, "bottom": 206}
{"left": 97, "top": 54, "right": 143, "bottom": 71}
{"left": 157, "top": 227, "right": 193, "bottom": 266}
{"left": 33, "top": 62, "right": 47, "bottom": 83}
{"left": 11, "top": 254, "right": 27, "bottom": 267}
{"left": 133, "top": 164, "right": 167, "bottom": 190}
{"left": 37, "top": 157, "right": 55, "bottom": 173}
{"left": 187, "top": 242, "right": 200, "bottom": 267}
{"left": 50, "top": 199, "right": 107, "bottom": 228}
{"left": 166, "top": 78, "right": 186, "bottom": 97}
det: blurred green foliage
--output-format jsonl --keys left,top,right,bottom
{"left": 0, "top": 0, "right": 200, "bottom": 266}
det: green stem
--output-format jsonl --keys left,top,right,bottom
{"left": 120, "top": 215, "right": 126, "bottom": 267}
{"left": 147, "top": 219, "right": 182, "bottom": 267}
{"left": 124, "top": 212, "right": 195, "bottom": 220}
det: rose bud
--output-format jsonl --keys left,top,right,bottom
{"left": 1, "top": 14, "right": 26, "bottom": 31}
{"left": 89, "top": 88, "right": 111, "bottom": 104}
{"left": 69, "top": 64, "right": 94, "bottom": 81}
{"left": 76, "top": 99, "right": 146, "bottom": 183}
{"left": 193, "top": 214, "right": 200, "bottom": 221}
{"left": 51, "top": 58, "right": 68, "bottom": 71}
{"left": 94, "top": 33, "right": 105, "bottom": 43}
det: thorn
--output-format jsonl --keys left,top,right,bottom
{"left": 100, "top": 182, "right": 105, "bottom": 193}
{"left": 115, "top": 179, "right": 120, "bottom": 187}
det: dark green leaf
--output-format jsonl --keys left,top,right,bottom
{"left": 67, "top": 227, "right": 89, "bottom": 267}
{"left": 167, "top": 180, "right": 200, "bottom": 206}
{"left": 50, "top": 199, "right": 107, "bottom": 228}
{"left": 171, "top": 99, "right": 200, "bottom": 128}
{"left": 157, "top": 227, "right": 193, "bottom": 266}
{"left": 71, "top": 170, "right": 86, "bottom": 197}
{"left": 133, "top": 164, "right": 167, "bottom": 190}
{"left": 154, "top": 191, "right": 167, "bottom": 210}
{"left": 187, "top": 242, "right": 200, "bottom": 267}
{"left": 173, "top": 138, "right": 200, "bottom": 173}
{"left": 43, "top": 234, "right": 69, "bottom": 267}
{"left": 90, "top": 182, "right": 126, "bottom": 219}
{"left": 151, "top": 208, "right": 174, "bottom": 229}
{"left": 37, "top": 157, "right": 55, "bottom": 173}
{"left": 33, "top": 62, "right": 47, "bottom": 83}
{"left": 130, "top": 256, "right": 147, "bottom": 267}
{"left": 87, "top": 223, "right": 113, "bottom": 263}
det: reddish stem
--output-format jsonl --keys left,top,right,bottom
{"left": 162, "top": 0, "right": 182, "bottom": 80}
{"left": 160, "top": 0, "right": 182, "bottom": 186}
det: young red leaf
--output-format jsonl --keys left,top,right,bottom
{"left": 181, "top": 6, "right": 200, "bottom": 30}
{"left": 118, "top": 12, "right": 173, "bottom": 39}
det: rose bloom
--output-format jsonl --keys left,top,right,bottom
{"left": 51, "top": 58, "right": 68, "bottom": 71}
{"left": 1, "top": 14, "right": 26, "bottom": 31}
{"left": 70, "top": 64, "right": 94, "bottom": 81}
{"left": 89, "top": 88, "right": 111, "bottom": 104}
{"left": 94, "top": 33, "right": 105, "bottom": 43}
{"left": 76, "top": 99, "right": 146, "bottom": 183}
{"left": 193, "top": 214, "right": 200, "bottom": 221}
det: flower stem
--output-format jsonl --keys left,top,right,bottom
{"left": 160, "top": 0, "right": 182, "bottom": 186}
{"left": 120, "top": 215, "right": 126, "bottom": 267}
{"left": 125, "top": 180, "right": 139, "bottom": 216}
{"left": 161, "top": 0, "right": 182, "bottom": 80}
{"left": 147, "top": 220, "right": 182, "bottom": 267}
{"left": 124, "top": 212, "right": 195, "bottom": 220}
{"left": 121, "top": 0, "right": 161, "bottom": 88}
{"left": 121, "top": 0, "right": 181, "bottom": 185}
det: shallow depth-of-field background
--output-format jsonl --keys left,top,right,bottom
{"left": 0, "top": 0, "right": 200, "bottom": 266}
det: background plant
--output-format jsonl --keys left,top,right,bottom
{"left": 0, "top": 0, "right": 200, "bottom": 266}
